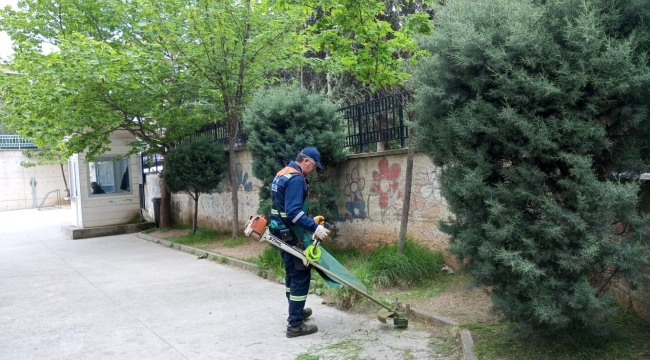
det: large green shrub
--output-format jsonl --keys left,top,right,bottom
{"left": 412, "top": 0, "right": 650, "bottom": 334}
{"left": 163, "top": 138, "right": 227, "bottom": 233}
{"left": 243, "top": 86, "right": 347, "bottom": 221}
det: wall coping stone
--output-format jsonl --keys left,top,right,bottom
{"left": 346, "top": 148, "right": 408, "bottom": 160}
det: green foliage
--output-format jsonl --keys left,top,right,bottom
{"left": 164, "top": 138, "right": 227, "bottom": 232}
{"left": 0, "top": 1, "right": 202, "bottom": 159}
{"left": 367, "top": 239, "right": 444, "bottom": 288}
{"left": 283, "top": 0, "right": 432, "bottom": 91}
{"left": 243, "top": 85, "right": 347, "bottom": 220}
{"left": 412, "top": 0, "right": 650, "bottom": 334}
{"left": 164, "top": 138, "right": 227, "bottom": 195}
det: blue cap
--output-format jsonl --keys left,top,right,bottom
{"left": 301, "top": 147, "right": 323, "bottom": 169}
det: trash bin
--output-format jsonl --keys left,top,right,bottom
{"left": 152, "top": 197, "right": 162, "bottom": 228}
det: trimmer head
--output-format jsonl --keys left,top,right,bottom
{"left": 377, "top": 300, "right": 410, "bottom": 328}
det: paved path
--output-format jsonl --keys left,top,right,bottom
{"left": 0, "top": 209, "right": 455, "bottom": 360}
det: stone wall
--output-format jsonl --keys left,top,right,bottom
{"left": 143, "top": 148, "right": 450, "bottom": 252}
{"left": 0, "top": 150, "right": 70, "bottom": 211}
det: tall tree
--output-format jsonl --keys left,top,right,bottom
{"left": 412, "top": 0, "right": 650, "bottom": 334}
{"left": 149, "top": 0, "right": 304, "bottom": 237}
{"left": 292, "top": 0, "right": 432, "bottom": 252}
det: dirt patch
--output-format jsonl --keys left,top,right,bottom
{"left": 198, "top": 240, "right": 267, "bottom": 261}
{"left": 411, "top": 285, "right": 496, "bottom": 325}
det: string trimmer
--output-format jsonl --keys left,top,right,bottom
{"left": 244, "top": 215, "right": 410, "bottom": 328}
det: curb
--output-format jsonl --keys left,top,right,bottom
{"left": 135, "top": 231, "right": 477, "bottom": 360}
{"left": 136, "top": 233, "right": 259, "bottom": 273}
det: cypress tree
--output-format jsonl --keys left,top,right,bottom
{"left": 412, "top": 0, "right": 650, "bottom": 334}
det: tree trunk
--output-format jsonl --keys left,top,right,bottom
{"left": 229, "top": 127, "right": 239, "bottom": 238}
{"left": 59, "top": 162, "right": 70, "bottom": 197}
{"left": 160, "top": 185, "right": 172, "bottom": 229}
{"left": 398, "top": 128, "right": 415, "bottom": 254}
{"left": 193, "top": 191, "right": 199, "bottom": 234}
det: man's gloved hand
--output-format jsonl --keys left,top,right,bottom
{"left": 313, "top": 224, "right": 330, "bottom": 240}
{"left": 314, "top": 215, "right": 326, "bottom": 225}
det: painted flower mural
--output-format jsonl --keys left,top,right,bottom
{"left": 344, "top": 167, "right": 366, "bottom": 219}
{"left": 370, "top": 157, "right": 401, "bottom": 210}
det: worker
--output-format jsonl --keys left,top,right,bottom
{"left": 90, "top": 182, "right": 106, "bottom": 194}
{"left": 270, "top": 147, "right": 330, "bottom": 338}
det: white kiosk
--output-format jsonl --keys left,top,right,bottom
{"left": 66, "top": 130, "right": 142, "bottom": 231}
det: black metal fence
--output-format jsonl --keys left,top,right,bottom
{"left": 176, "top": 122, "right": 248, "bottom": 148}
{"left": 139, "top": 93, "right": 408, "bottom": 186}
{"left": 337, "top": 93, "right": 408, "bottom": 153}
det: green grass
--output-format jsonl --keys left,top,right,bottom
{"left": 141, "top": 227, "right": 157, "bottom": 234}
{"left": 168, "top": 227, "right": 219, "bottom": 245}
{"left": 254, "top": 245, "right": 285, "bottom": 280}
{"left": 222, "top": 236, "right": 248, "bottom": 247}
{"left": 466, "top": 307, "right": 650, "bottom": 360}
{"left": 366, "top": 239, "right": 445, "bottom": 288}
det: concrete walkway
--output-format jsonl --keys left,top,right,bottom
{"left": 0, "top": 209, "right": 456, "bottom": 360}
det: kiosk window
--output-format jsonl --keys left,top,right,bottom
{"left": 88, "top": 157, "right": 130, "bottom": 195}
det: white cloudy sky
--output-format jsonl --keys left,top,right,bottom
{"left": 0, "top": 0, "right": 19, "bottom": 61}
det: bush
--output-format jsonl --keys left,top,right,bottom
{"left": 242, "top": 85, "right": 347, "bottom": 221}
{"left": 412, "top": 0, "right": 650, "bottom": 334}
{"left": 164, "top": 138, "right": 227, "bottom": 233}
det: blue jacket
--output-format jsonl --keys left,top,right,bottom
{"left": 270, "top": 161, "right": 318, "bottom": 234}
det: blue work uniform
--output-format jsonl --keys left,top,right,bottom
{"left": 270, "top": 161, "right": 319, "bottom": 328}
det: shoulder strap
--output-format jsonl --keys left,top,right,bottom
{"left": 276, "top": 166, "right": 303, "bottom": 178}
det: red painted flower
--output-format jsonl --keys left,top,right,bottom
{"left": 370, "top": 158, "right": 401, "bottom": 209}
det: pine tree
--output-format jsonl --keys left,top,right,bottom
{"left": 412, "top": 0, "right": 650, "bottom": 334}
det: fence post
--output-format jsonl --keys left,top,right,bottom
{"left": 398, "top": 94, "right": 405, "bottom": 149}
{"left": 357, "top": 104, "right": 364, "bottom": 153}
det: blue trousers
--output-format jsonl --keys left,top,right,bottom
{"left": 281, "top": 244, "right": 311, "bottom": 328}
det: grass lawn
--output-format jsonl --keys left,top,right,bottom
{"left": 465, "top": 306, "right": 650, "bottom": 360}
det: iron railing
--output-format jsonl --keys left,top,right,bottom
{"left": 37, "top": 189, "right": 61, "bottom": 210}
{"left": 337, "top": 94, "right": 408, "bottom": 153}
{"left": 141, "top": 153, "right": 164, "bottom": 175}
{"left": 176, "top": 122, "right": 248, "bottom": 148}
{"left": 0, "top": 135, "right": 37, "bottom": 149}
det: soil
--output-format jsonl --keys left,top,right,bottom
{"left": 144, "top": 228, "right": 495, "bottom": 326}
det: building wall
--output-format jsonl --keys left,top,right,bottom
{"left": 0, "top": 150, "right": 69, "bottom": 212}
{"left": 144, "top": 148, "right": 451, "bottom": 252}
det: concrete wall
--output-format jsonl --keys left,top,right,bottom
{"left": 144, "top": 148, "right": 450, "bottom": 252}
{"left": 0, "top": 150, "right": 70, "bottom": 211}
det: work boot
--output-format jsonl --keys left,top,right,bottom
{"left": 286, "top": 322, "right": 318, "bottom": 338}
{"left": 302, "top": 308, "right": 312, "bottom": 320}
